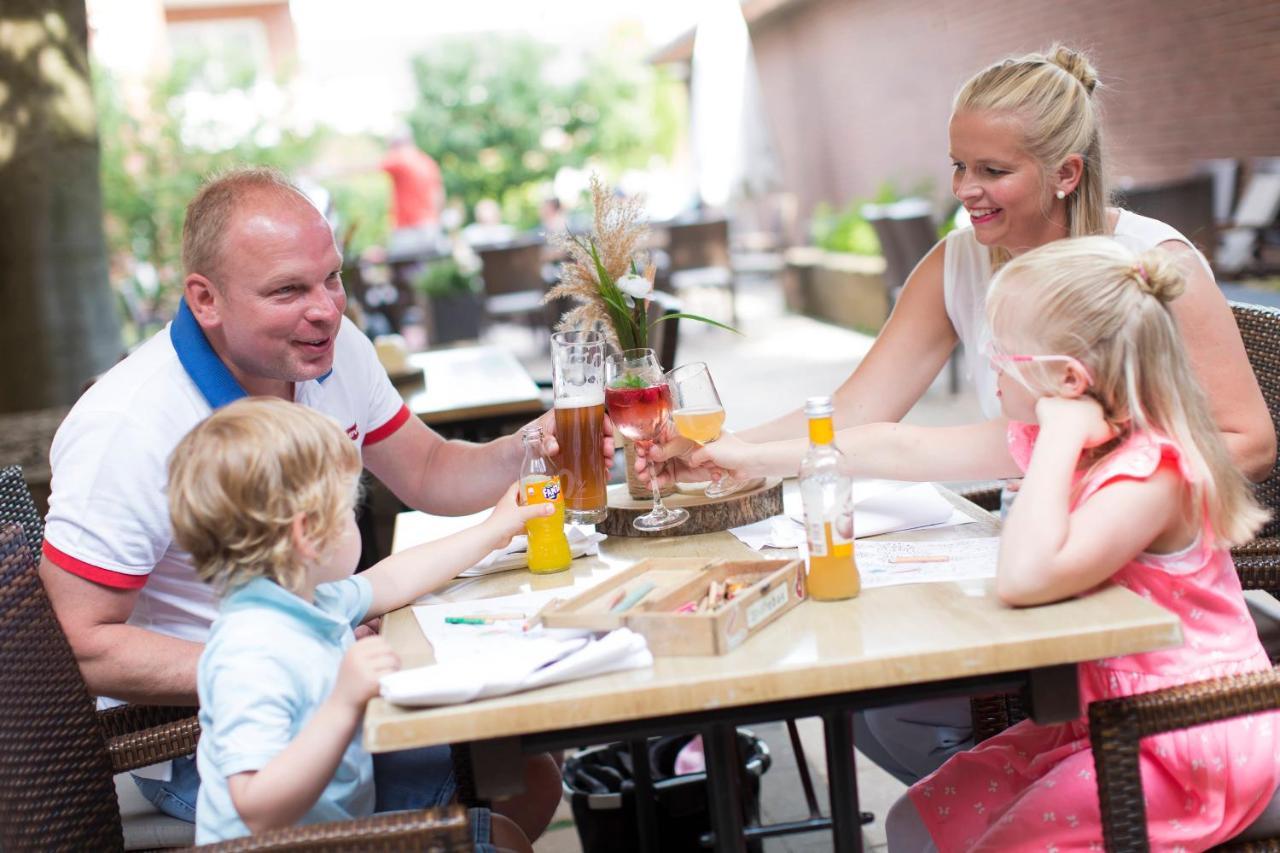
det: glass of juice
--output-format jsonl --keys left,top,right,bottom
{"left": 605, "top": 348, "right": 689, "bottom": 532}
{"left": 666, "top": 361, "right": 747, "bottom": 498}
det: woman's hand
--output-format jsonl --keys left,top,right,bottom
{"left": 1034, "top": 396, "right": 1113, "bottom": 448}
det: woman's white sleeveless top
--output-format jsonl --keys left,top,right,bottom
{"left": 942, "top": 210, "right": 1210, "bottom": 418}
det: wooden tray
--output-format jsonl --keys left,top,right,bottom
{"left": 542, "top": 557, "right": 805, "bottom": 655}
{"left": 598, "top": 477, "right": 783, "bottom": 538}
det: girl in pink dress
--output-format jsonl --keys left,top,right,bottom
{"left": 883, "top": 237, "right": 1278, "bottom": 851}
{"left": 680, "top": 235, "right": 1279, "bottom": 849}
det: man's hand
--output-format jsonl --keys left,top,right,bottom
{"left": 534, "top": 409, "right": 616, "bottom": 468}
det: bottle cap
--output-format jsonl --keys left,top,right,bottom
{"left": 804, "top": 396, "right": 834, "bottom": 418}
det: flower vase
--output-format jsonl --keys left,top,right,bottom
{"left": 622, "top": 438, "right": 675, "bottom": 500}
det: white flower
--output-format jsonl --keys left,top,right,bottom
{"left": 617, "top": 273, "right": 652, "bottom": 300}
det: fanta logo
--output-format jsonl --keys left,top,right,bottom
{"left": 345, "top": 423, "right": 359, "bottom": 440}
{"left": 542, "top": 482, "right": 560, "bottom": 501}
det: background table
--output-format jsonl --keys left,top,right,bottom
{"left": 369, "top": 489, "right": 1181, "bottom": 852}
{"left": 398, "top": 344, "right": 544, "bottom": 436}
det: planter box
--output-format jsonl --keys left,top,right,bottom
{"left": 784, "top": 248, "right": 888, "bottom": 334}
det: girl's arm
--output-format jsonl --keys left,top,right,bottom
{"left": 1162, "top": 240, "right": 1276, "bottom": 481}
{"left": 997, "top": 398, "right": 1185, "bottom": 606}
{"left": 360, "top": 482, "right": 551, "bottom": 619}
{"left": 690, "top": 418, "right": 1020, "bottom": 482}
{"left": 227, "top": 637, "right": 399, "bottom": 833}
{"left": 738, "top": 240, "right": 958, "bottom": 442}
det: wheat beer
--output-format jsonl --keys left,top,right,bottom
{"left": 554, "top": 395, "right": 608, "bottom": 523}
{"left": 551, "top": 330, "right": 608, "bottom": 524}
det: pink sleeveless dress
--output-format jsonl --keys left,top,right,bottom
{"left": 909, "top": 426, "right": 1279, "bottom": 852}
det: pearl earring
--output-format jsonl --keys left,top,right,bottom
{"left": 1056, "top": 190, "right": 1067, "bottom": 200}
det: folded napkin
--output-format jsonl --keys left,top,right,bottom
{"left": 460, "top": 527, "right": 606, "bottom": 577}
{"left": 379, "top": 628, "right": 652, "bottom": 706}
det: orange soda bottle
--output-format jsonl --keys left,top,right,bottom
{"left": 798, "top": 396, "right": 860, "bottom": 600}
{"left": 519, "top": 426, "right": 572, "bottom": 574}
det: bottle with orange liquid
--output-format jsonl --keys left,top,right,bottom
{"left": 798, "top": 396, "right": 860, "bottom": 600}
{"left": 518, "top": 426, "right": 572, "bottom": 574}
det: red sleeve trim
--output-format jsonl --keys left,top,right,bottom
{"left": 363, "top": 404, "right": 411, "bottom": 446}
{"left": 42, "top": 541, "right": 149, "bottom": 590}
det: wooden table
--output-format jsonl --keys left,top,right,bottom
{"left": 398, "top": 345, "right": 544, "bottom": 431}
{"left": 369, "top": 489, "right": 1181, "bottom": 852}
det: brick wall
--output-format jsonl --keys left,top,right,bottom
{"left": 746, "top": 0, "right": 1280, "bottom": 227}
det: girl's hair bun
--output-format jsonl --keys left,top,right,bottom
{"left": 1048, "top": 44, "right": 1100, "bottom": 95}
{"left": 1132, "top": 248, "right": 1186, "bottom": 303}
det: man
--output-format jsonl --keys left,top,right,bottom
{"left": 40, "top": 167, "right": 586, "bottom": 843}
{"left": 380, "top": 134, "right": 446, "bottom": 257}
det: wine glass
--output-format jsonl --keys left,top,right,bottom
{"left": 605, "top": 348, "right": 689, "bottom": 532}
{"left": 666, "top": 361, "right": 747, "bottom": 498}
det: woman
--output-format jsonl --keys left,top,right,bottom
{"left": 646, "top": 44, "right": 1275, "bottom": 786}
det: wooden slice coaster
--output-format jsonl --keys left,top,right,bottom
{"left": 598, "top": 477, "right": 783, "bottom": 538}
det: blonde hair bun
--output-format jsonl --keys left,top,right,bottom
{"left": 1134, "top": 248, "right": 1186, "bottom": 303}
{"left": 1048, "top": 44, "right": 1099, "bottom": 95}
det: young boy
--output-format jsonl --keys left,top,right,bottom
{"left": 168, "top": 397, "right": 547, "bottom": 849}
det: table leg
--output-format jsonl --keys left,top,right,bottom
{"left": 703, "top": 723, "right": 747, "bottom": 853}
{"left": 823, "top": 709, "right": 862, "bottom": 853}
{"left": 628, "top": 739, "right": 660, "bottom": 853}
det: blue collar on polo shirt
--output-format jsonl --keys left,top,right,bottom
{"left": 171, "top": 299, "right": 333, "bottom": 409}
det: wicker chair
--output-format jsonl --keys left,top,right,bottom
{"left": 1089, "top": 667, "right": 1280, "bottom": 851}
{"left": 0, "top": 524, "right": 472, "bottom": 851}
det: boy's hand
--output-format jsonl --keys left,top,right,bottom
{"left": 333, "top": 635, "right": 400, "bottom": 711}
{"left": 484, "top": 480, "right": 555, "bottom": 550}
{"left": 1035, "top": 396, "right": 1113, "bottom": 448}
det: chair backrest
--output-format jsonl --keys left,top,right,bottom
{"left": 1194, "top": 158, "right": 1242, "bottom": 225}
{"left": 1, "top": 465, "right": 44, "bottom": 555}
{"left": 0, "top": 524, "right": 123, "bottom": 851}
{"left": 1231, "top": 301, "right": 1280, "bottom": 538}
{"left": 864, "top": 203, "right": 936, "bottom": 304}
{"left": 665, "top": 219, "right": 731, "bottom": 272}
{"left": 647, "top": 292, "right": 682, "bottom": 370}
{"left": 1114, "top": 173, "right": 1217, "bottom": 262}
{"left": 476, "top": 240, "right": 547, "bottom": 298}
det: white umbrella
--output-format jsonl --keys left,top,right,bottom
{"left": 689, "top": 0, "right": 782, "bottom": 208}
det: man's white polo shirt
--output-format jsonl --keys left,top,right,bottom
{"left": 43, "top": 300, "right": 411, "bottom": 645}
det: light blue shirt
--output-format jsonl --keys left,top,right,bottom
{"left": 194, "top": 575, "right": 374, "bottom": 844}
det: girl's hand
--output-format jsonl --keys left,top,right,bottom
{"left": 1035, "top": 396, "right": 1113, "bottom": 448}
{"left": 333, "top": 635, "right": 400, "bottom": 711}
{"left": 484, "top": 480, "right": 554, "bottom": 550}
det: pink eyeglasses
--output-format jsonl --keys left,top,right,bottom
{"left": 982, "top": 340, "right": 1095, "bottom": 388}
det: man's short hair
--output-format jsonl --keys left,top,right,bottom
{"left": 181, "top": 166, "right": 312, "bottom": 281}
{"left": 168, "top": 398, "right": 362, "bottom": 594}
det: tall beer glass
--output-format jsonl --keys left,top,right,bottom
{"left": 551, "top": 330, "right": 608, "bottom": 524}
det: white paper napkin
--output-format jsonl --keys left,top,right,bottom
{"left": 460, "top": 527, "right": 606, "bottom": 577}
{"left": 379, "top": 628, "right": 652, "bottom": 706}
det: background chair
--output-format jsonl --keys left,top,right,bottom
{"left": 1089, "top": 668, "right": 1280, "bottom": 851}
{"left": 476, "top": 237, "right": 555, "bottom": 339}
{"left": 662, "top": 218, "right": 737, "bottom": 326}
{"left": 1113, "top": 173, "right": 1218, "bottom": 266}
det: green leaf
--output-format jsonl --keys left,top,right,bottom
{"left": 649, "top": 312, "right": 742, "bottom": 335}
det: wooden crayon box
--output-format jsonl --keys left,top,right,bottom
{"left": 541, "top": 557, "right": 806, "bottom": 656}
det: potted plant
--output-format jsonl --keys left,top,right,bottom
{"left": 413, "top": 253, "right": 483, "bottom": 345}
{"left": 785, "top": 198, "right": 889, "bottom": 334}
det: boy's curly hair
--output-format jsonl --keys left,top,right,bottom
{"left": 168, "top": 398, "right": 362, "bottom": 595}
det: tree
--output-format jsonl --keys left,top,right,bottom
{"left": 404, "top": 31, "right": 683, "bottom": 228}
{"left": 0, "top": 0, "right": 122, "bottom": 411}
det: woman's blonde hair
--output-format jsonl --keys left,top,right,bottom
{"left": 955, "top": 45, "right": 1108, "bottom": 267}
{"left": 987, "top": 237, "right": 1267, "bottom": 545}
{"left": 168, "top": 398, "right": 362, "bottom": 594}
